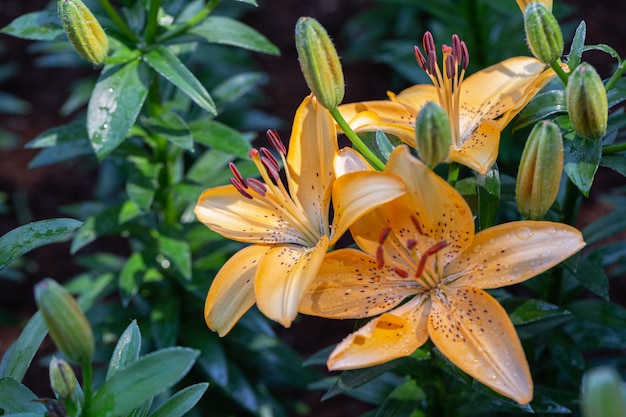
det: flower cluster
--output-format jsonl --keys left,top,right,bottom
{"left": 194, "top": 12, "right": 586, "bottom": 406}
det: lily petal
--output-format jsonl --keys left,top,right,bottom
{"left": 338, "top": 101, "right": 417, "bottom": 144}
{"left": 287, "top": 94, "right": 337, "bottom": 231}
{"left": 391, "top": 84, "right": 440, "bottom": 111}
{"left": 328, "top": 295, "right": 431, "bottom": 370}
{"left": 429, "top": 286, "right": 533, "bottom": 405}
{"left": 205, "top": 244, "right": 269, "bottom": 336}
{"left": 255, "top": 235, "right": 329, "bottom": 328}
{"left": 331, "top": 170, "right": 406, "bottom": 244}
{"left": 333, "top": 147, "right": 373, "bottom": 177}
{"left": 383, "top": 146, "right": 475, "bottom": 264}
{"left": 299, "top": 248, "right": 418, "bottom": 319}
{"left": 445, "top": 221, "right": 585, "bottom": 289}
{"left": 449, "top": 119, "right": 500, "bottom": 175}
{"left": 194, "top": 185, "right": 309, "bottom": 245}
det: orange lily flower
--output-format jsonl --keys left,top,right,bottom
{"left": 517, "top": 0, "right": 553, "bottom": 12}
{"left": 300, "top": 145, "right": 585, "bottom": 404}
{"left": 194, "top": 94, "right": 406, "bottom": 335}
{"left": 338, "top": 32, "right": 558, "bottom": 174}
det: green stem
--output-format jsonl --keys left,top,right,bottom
{"left": 329, "top": 107, "right": 385, "bottom": 170}
{"left": 604, "top": 59, "right": 626, "bottom": 91}
{"left": 550, "top": 60, "right": 569, "bottom": 86}
{"left": 447, "top": 162, "right": 460, "bottom": 187}
{"left": 97, "top": 0, "right": 137, "bottom": 43}
{"left": 81, "top": 362, "right": 93, "bottom": 415}
{"left": 144, "top": 0, "right": 161, "bottom": 45}
{"left": 155, "top": 0, "right": 220, "bottom": 44}
{"left": 603, "top": 141, "right": 626, "bottom": 155}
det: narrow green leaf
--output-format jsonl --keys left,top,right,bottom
{"left": 89, "top": 347, "right": 199, "bottom": 417}
{"left": 574, "top": 258, "right": 609, "bottom": 300}
{"left": 106, "top": 320, "right": 142, "bottom": 380}
{"left": 143, "top": 46, "right": 216, "bottom": 115}
{"left": 156, "top": 230, "right": 191, "bottom": 280}
{"left": 375, "top": 129, "right": 394, "bottom": 162}
{"left": 475, "top": 164, "right": 500, "bottom": 231}
{"left": 25, "top": 124, "right": 94, "bottom": 168}
{"left": 149, "top": 383, "right": 209, "bottom": 417}
{"left": 563, "top": 134, "right": 602, "bottom": 196}
{"left": 567, "top": 21, "right": 586, "bottom": 70}
{"left": 548, "top": 330, "right": 585, "bottom": 384}
{"left": 143, "top": 112, "right": 193, "bottom": 150}
{"left": 375, "top": 380, "right": 426, "bottom": 417}
{"left": 0, "top": 312, "right": 46, "bottom": 381}
{"left": 151, "top": 296, "right": 180, "bottom": 349}
{"left": 186, "top": 148, "right": 234, "bottom": 185}
{"left": 119, "top": 252, "right": 147, "bottom": 306}
{"left": 189, "top": 119, "right": 251, "bottom": 158}
{"left": 581, "top": 209, "right": 626, "bottom": 246}
{"left": 0, "top": 377, "right": 47, "bottom": 413}
{"left": 212, "top": 72, "right": 265, "bottom": 106}
{"left": 0, "top": 218, "right": 82, "bottom": 270}
{"left": 0, "top": 10, "right": 63, "bottom": 40}
{"left": 125, "top": 157, "right": 163, "bottom": 211}
{"left": 189, "top": 16, "right": 279, "bottom": 55}
{"left": 87, "top": 61, "right": 149, "bottom": 160}
{"left": 601, "top": 153, "right": 626, "bottom": 177}
{"left": 514, "top": 90, "right": 567, "bottom": 131}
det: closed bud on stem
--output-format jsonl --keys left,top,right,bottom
{"left": 295, "top": 17, "right": 345, "bottom": 110}
{"left": 415, "top": 101, "right": 451, "bottom": 167}
{"left": 49, "top": 357, "right": 77, "bottom": 399}
{"left": 581, "top": 367, "right": 626, "bottom": 417}
{"left": 516, "top": 120, "right": 563, "bottom": 220}
{"left": 58, "top": 0, "right": 109, "bottom": 65}
{"left": 35, "top": 279, "right": 94, "bottom": 365}
{"left": 524, "top": 2, "right": 563, "bottom": 64}
{"left": 566, "top": 62, "right": 608, "bottom": 139}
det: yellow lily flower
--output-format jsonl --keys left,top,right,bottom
{"left": 300, "top": 145, "right": 585, "bottom": 404}
{"left": 338, "top": 32, "right": 558, "bottom": 174}
{"left": 194, "top": 94, "right": 407, "bottom": 335}
{"left": 517, "top": 0, "right": 553, "bottom": 12}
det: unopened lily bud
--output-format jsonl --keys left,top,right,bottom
{"left": 516, "top": 120, "right": 563, "bottom": 220}
{"left": 516, "top": 0, "right": 553, "bottom": 13}
{"left": 581, "top": 367, "right": 626, "bottom": 417}
{"left": 49, "top": 357, "right": 77, "bottom": 399}
{"left": 566, "top": 62, "right": 608, "bottom": 139}
{"left": 295, "top": 17, "right": 345, "bottom": 109}
{"left": 523, "top": 2, "right": 563, "bottom": 64}
{"left": 35, "top": 279, "right": 94, "bottom": 365}
{"left": 58, "top": 0, "right": 109, "bottom": 65}
{"left": 415, "top": 101, "right": 451, "bottom": 167}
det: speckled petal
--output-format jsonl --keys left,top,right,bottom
{"left": 457, "top": 57, "right": 547, "bottom": 136}
{"left": 194, "top": 185, "right": 309, "bottom": 245}
{"left": 331, "top": 171, "right": 406, "bottom": 244}
{"left": 444, "top": 221, "right": 585, "bottom": 289}
{"left": 205, "top": 245, "right": 269, "bottom": 336}
{"left": 299, "top": 248, "right": 419, "bottom": 319}
{"left": 327, "top": 295, "right": 431, "bottom": 370}
{"left": 392, "top": 84, "right": 440, "bottom": 111}
{"left": 429, "top": 286, "right": 533, "bottom": 405}
{"left": 338, "top": 100, "right": 417, "bottom": 145}
{"left": 381, "top": 146, "right": 475, "bottom": 265}
{"left": 449, "top": 119, "right": 500, "bottom": 175}
{"left": 255, "top": 236, "right": 329, "bottom": 327}
{"left": 286, "top": 94, "right": 337, "bottom": 230}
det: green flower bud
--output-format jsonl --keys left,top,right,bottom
{"left": 295, "top": 17, "right": 345, "bottom": 110}
{"left": 516, "top": 120, "right": 563, "bottom": 220}
{"left": 35, "top": 279, "right": 94, "bottom": 365}
{"left": 414, "top": 101, "right": 451, "bottom": 167}
{"left": 524, "top": 2, "right": 563, "bottom": 64}
{"left": 581, "top": 367, "right": 626, "bottom": 417}
{"left": 49, "top": 357, "right": 77, "bottom": 399}
{"left": 566, "top": 62, "right": 608, "bottom": 139}
{"left": 58, "top": 0, "right": 109, "bottom": 65}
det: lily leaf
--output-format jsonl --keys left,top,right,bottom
{"left": 0, "top": 10, "right": 63, "bottom": 41}
{"left": 563, "top": 134, "right": 602, "bottom": 196}
{"left": 189, "top": 16, "right": 279, "bottom": 55}
{"left": 0, "top": 377, "right": 47, "bottom": 414}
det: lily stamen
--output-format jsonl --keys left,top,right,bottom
{"left": 415, "top": 240, "right": 449, "bottom": 279}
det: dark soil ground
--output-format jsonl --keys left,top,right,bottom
{"left": 1, "top": 0, "right": 625, "bottom": 416}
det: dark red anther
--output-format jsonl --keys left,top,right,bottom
{"left": 246, "top": 178, "right": 267, "bottom": 196}
{"left": 260, "top": 147, "right": 280, "bottom": 173}
{"left": 230, "top": 177, "right": 253, "bottom": 199}
{"left": 423, "top": 31, "right": 436, "bottom": 56}
{"left": 414, "top": 45, "right": 427, "bottom": 72}
{"left": 460, "top": 41, "right": 469, "bottom": 70}
{"left": 410, "top": 215, "right": 423, "bottom": 235}
{"left": 378, "top": 226, "right": 392, "bottom": 244}
{"left": 376, "top": 245, "right": 385, "bottom": 269}
{"left": 426, "top": 50, "right": 437, "bottom": 75}
{"left": 229, "top": 162, "right": 247, "bottom": 188}
{"left": 445, "top": 54, "right": 456, "bottom": 79}
{"left": 266, "top": 129, "right": 286, "bottom": 155}
{"left": 451, "top": 34, "right": 462, "bottom": 63}
{"left": 261, "top": 157, "right": 280, "bottom": 182}
{"left": 394, "top": 267, "right": 409, "bottom": 278}
{"left": 415, "top": 240, "right": 449, "bottom": 278}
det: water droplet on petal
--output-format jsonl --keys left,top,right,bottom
{"left": 516, "top": 227, "right": 533, "bottom": 240}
